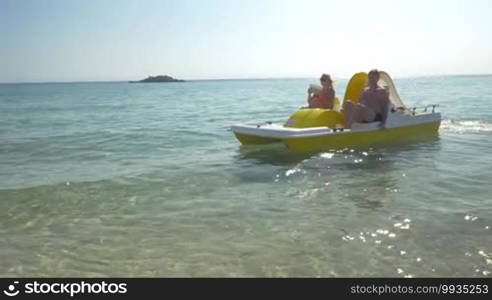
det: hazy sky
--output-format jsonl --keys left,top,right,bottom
{"left": 1, "top": 0, "right": 491, "bottom": 82}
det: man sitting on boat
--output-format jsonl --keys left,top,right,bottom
{"left": 307, "top": 74, "right": 336, "bottom": 109}
{"left": 342, "top": 69, "right": 390, "bottom": 129}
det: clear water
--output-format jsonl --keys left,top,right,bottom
{"left": 1, "top": 76, "right": 491, "bottom": 277}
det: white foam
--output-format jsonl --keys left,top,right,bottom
{"left": 320, "top": 152, "right": 335, "bottom": 159}
{"left": 441, "top": 120, "right": 492, "bottom": 133}
{"left": 285, "top": 168, "right": 301, "bottom": 177}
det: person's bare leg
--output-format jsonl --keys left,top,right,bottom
{"left": 343, "top": 101, "right": 356, "bottom": 128}
{"left": 345, "top": 104, "right": 377, "bottom": 128}
{"left": 360, "top": 106, "right": 376, "bottom": 123}
{"left": 351, "top": 105, "right": 376, "bottom": 125}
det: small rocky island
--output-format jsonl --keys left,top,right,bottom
{"left": 129, "top": 75, "right": 185, "bottom": 83}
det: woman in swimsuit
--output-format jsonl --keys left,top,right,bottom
{"left": 307, "top": 74, "right": 335, "bottom": 109}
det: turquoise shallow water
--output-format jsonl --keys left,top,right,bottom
{"left": 1, "top": 76, "right": 491, "bottom": 277}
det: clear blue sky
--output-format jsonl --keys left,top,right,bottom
{"left": 1, "top": 0, "right": 491, "bottom": 82}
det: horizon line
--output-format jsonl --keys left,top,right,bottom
{"left": 1, "top": 73, "right": 491, "bottom": 84}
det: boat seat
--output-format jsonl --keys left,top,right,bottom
{"left": 285, "top": 108, "right": 345, "bottom": 129}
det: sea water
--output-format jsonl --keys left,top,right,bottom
{"left": 0, "top": 76, "right": 491, "bottom": 277}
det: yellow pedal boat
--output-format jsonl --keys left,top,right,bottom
{"left": 231, "top": 71, "right": 441, "bottom": 153}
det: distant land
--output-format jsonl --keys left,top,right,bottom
{"left": 129, "top": 75, "right": 185, "bottom": 83}
{"left": 1, "top": 73, "right": 492, "bottom": 84}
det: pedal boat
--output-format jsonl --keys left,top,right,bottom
{"left": 231, "top": 71, "right": 441, "bottom": 153}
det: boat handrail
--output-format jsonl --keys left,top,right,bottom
{"left": 406, "top": 104, "right": 439, "bottom": 115}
